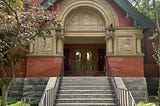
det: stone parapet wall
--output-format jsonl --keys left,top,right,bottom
{"left": 122, "top": 77, "right": 148, "bottom": 103}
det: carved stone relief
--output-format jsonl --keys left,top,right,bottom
{"left": 65, "top": 8, "right": 105, "bottom": 31}
{"left": 37, "top": 37, "right": 53, "bottom": 54}
{"left": 58, "top": 0, "right": 119, "bottom": 26}
{"left": 117, "top": 36, "right": 133, "bottom": 54}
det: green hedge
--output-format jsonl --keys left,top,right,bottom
{"left": 137, "top": 102, "right": 156, "bottom": 106}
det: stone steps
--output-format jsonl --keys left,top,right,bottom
{"left": 59, "top": 86, "right": 112, "bottom": 90}
{"left": 58, "top": 90, "right": 114, "bottom": 94}
{"left": 55, "top": 103, "right": 118, "bottom": 106}
{"left": 54, "top": 77, "right": 118, "bottom": 106}
{"left": 57, "top": 94, "right": 116, "bottom": 98}
{"left": 56, "top": 98, "right": 116, "bottom": 103}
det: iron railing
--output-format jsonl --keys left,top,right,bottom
{"left": 39, "top": 59, "right": 64, "bottom": 106}
{"left": 106, "top": 57, "right": 136, "bottom": 106}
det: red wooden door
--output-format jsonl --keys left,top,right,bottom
{"left": 64, "top": 44, "right": 105, "bottom": 76}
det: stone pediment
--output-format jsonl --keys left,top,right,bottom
{"left": 65, "top": 8, "right": 105, "bottom": 31}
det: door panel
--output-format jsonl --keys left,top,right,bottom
{"left": 64, "top": 44, "right": 105, "bottom": 76}
{"left": 98, "top": 48, "right": 105, "bottom": 71}
{"left": 74, "top": 49, "right": 82, "bottom": 72}
{"left": 64, "top": 49, "right": 70, "bottom": 71}
{"left": 86, "top": 49, "right": 94, "bottom": 72}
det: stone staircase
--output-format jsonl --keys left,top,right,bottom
{"left": 54, "top": 77, "right": 118, "bottom": 106}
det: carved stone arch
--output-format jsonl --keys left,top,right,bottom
{"left": 57, "top": 0, "right": 119, "bottom": 29}
{"left": 64, "top": 7, "right": 105, "bottom": 31}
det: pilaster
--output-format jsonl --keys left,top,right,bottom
{"left": 28, "top": 28, "right": 65, "bottom": 56}
{"left": 105, "top": 34, "right": 114, "bottom": 54}
{"left": 57, "top": 35, "right": 64, "bottom": 55}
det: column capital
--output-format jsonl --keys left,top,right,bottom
{"left": 105, "top": 34, "right": 114, "bottom": 40}
{"left": 58, "top": 35, "right": 65, "bottom": 41}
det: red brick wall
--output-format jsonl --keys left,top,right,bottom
{"left": 26, "top": 56, "right": 63, "bottom": 77}
{"left": 107, "top": 0, "right": 134, "bottom": 27}
{"left": 106, "top": 56, "right": 144, "bottom": 77}
{"left": 0, "top": 60, "right": 26, "bottom": 77}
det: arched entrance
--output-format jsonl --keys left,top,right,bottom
{"left": 63, "top": 7, "right": 106, "bottom": 76}
{"left": 56, "top": 0, "right": 119, "bottom": 76}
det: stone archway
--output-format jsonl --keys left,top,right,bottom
{"left": 56, "top": 0, "right": 119, "bottom": 28}
{"left": 64, "top": 7, "right": 105, "bottom": 32}
{"left": 56, "top": 0, "right": 119, "bottom": 76}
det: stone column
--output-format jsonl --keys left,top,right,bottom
{"left": 29, "top": 42, "right": 34, "bottom": 53}
{"left": 57, "top": 36, "right": 64, "bottom": 55}
{"left": 52, "top": 30, "right": 57, "bottom": 55}
{"left": 137, "top": 36, "right": 142, "bottom": 54}
{"left": 133, "top": 36, "right": 137, "bottom": 54}
{"left": 105, "top": 35, "right": 114, "bottom": 54}
{"left": 34, "top": 37, "right": 38, "bottom": 54}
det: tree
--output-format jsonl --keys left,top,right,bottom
{"left": 129, "top": 0, "right": 160, "bottom": 104}
{"left": 0, "top": 0, "right": 57, "bottom": 106}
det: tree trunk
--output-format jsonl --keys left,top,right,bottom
{"left": 0, "top": 78, "right": 14, "bottom": 106}
{"left": 1, "top": 85, "right": 9, "bottom": 106}
{"left": 158, "top": 65, "right": 160, "bottom": 106}
{"left": 159, "top": 66, "right": 160, "bottom": 88}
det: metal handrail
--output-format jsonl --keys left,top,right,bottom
{"left": 39, "top": 59, "right": 64, "bottom": 106}
{"left": 106, "top": 57, "right": 136, "bottom": 106}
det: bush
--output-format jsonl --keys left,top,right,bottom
{"left": 137, "top": 102, "right": 156, "bottom": 106}
{"left": 7, "top": 101, "right": 30, "bottom": 106}
{"left": 158, "top": 88, "right": 160, "bottom": 106}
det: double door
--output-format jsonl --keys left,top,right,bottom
{"left": 64, "top": 44, "right": 106, "bottom": 76}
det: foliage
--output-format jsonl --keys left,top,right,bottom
{"left": 146, "top": 77, "right": 158, "bottom": 96}
{"left": 0, "top": 0, "right": 57, "bottom": 106}
{"left": 129, "top": 0, "right": 160, "bottom": 105}
{"left": 129, "top": 0, "right": 160, "bottom": 21}
{"left": 0, "top": 99, "right": 31, "bottom": 106}
{"left": 158, "top": 88, "right": 160, "bottom": 106}
{"left": 7, "top": 102, "right": 30, "bottom": 106}
{"left": 137, "top": 102, "right": 156, "bottom": 106}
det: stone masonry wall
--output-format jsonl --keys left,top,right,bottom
{"left": 8, "top": 77, "right": 49, "bottom": 104}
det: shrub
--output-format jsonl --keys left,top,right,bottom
{"left": 137, "top": 102, "right": 156, "bottom": 106}
{"left": 7, "top": 101, "right": 30, "bottom": 106}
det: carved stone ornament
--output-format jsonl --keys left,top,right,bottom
{"left": 37, "top": 37, "right": 53, "bottom": 54}
{"left": 117, "top": 37, "right": 133, "bottom": 54}
{"left": 65, "top": 8, "right": 105, "bottom": 31}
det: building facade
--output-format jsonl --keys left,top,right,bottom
{"left": 6, "top": 0, "right": 159, "bottom": 103}
{"left": 25, "top": 0, "right": 156, "bottom": 77}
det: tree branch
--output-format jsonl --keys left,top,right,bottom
{"left": 3, "top": 0, "right": 21, "bottom": 27}
{"left": 0, "top": 63, "right": 7, "bottom": 78}
{"left": 156, "top": 14, "right": 160, "bottom": 34}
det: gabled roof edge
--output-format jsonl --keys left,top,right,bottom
{"left": 113, "top": 0, "right": 155, "bottom": 29}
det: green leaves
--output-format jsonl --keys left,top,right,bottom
{"left": 0, "top": 0, "right": 57, "bottom": 71}
{"left": 149, "top": 32, "right": 159, "bottom": 40}
{"left": 137, "top": 102, "right": 156, "bottom": 106}
{"left": 129, "top": 0, "right": 160, "bottom": 21}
